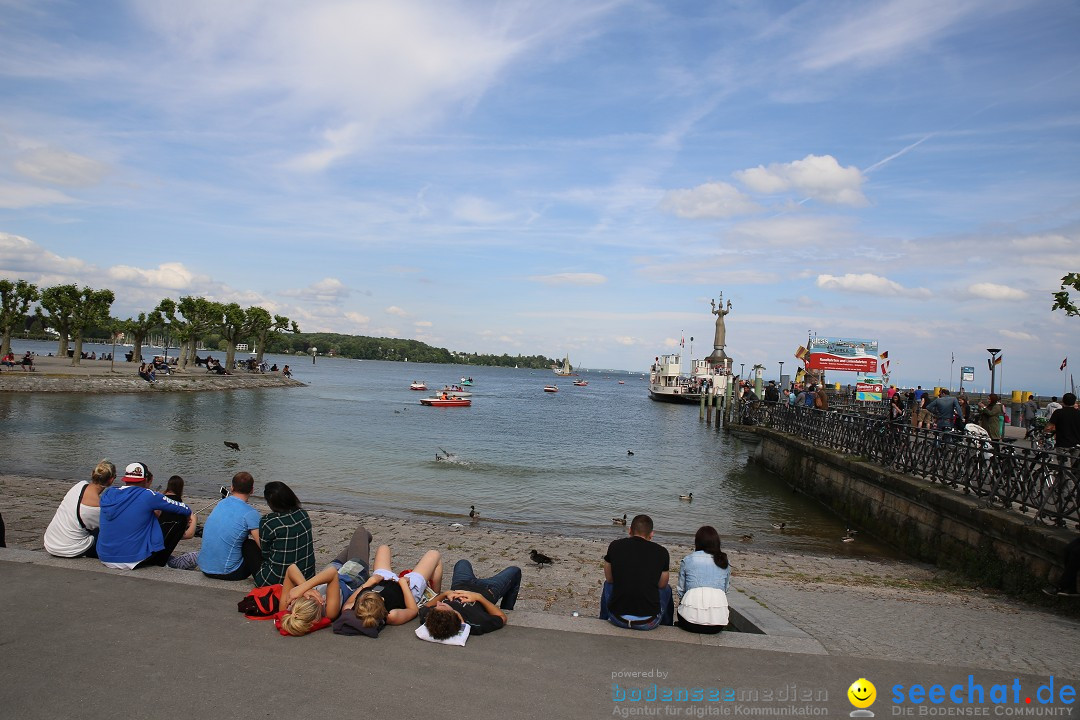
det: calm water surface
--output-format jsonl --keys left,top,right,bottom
{"left": 1, "top": 340, "right": 897, "bottom": 557}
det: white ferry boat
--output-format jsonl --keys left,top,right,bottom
{"left": 648, "top": 353, "right": 727, "bottom": 404}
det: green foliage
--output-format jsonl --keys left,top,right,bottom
{"left": 0, "top": 278, "right": 39, "bottom": 357}
{"left": 38, "top": 284, "right": 81, "bottom": 356}
{"left": 1052, "top": 273, "right": 1080, "bottom": 317}
{"left": 68, "top": 287, "right": 115, "bottom": 364}
{"left": 265, "top": 331, "right": 556, "bottom": 368}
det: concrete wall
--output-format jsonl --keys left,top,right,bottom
{"left": 746, "top": 426, "right": 1073, "bottom": 594}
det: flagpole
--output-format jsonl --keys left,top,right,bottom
{"left": 950, "top": 352, "right": 954, "bottom": 392}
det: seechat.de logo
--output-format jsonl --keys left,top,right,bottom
{"left": 848, "top": 678, "right": 877, "bottom": 717}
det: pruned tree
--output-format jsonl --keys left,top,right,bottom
{"left": 69, "top": 287, "right": 115, "bottom": 365}
{"left": 122, "top": 309, "right": 164, "bottom": 365}
{"left": 247, "top": 307, "right": 298, "bottom": 365}
{"left": 0, "top": 278, "right": 39, "bottom": 358}
{"left": 219, "top": 302, "right": 248, "bottom": 371}
{"left": 159, "top": 296, "right": 222, "bottom": 369}
{"left": 38, "top": 284, "right": 81, "bottom": 357}
{"left": 1052, "top": 273, "right": 1080, "bottom": 317}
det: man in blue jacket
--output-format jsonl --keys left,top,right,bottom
{"left": 98, "top": 462, "right": 191, "bottom": 570}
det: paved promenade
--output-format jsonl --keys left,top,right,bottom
{"left": 2, "top": 548, "right": 1077, "bottom": 719}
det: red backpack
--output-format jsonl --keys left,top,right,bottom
{"left": 237, "top": 585, "right": 281, "bottom": 619}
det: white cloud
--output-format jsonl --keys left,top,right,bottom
{"left": 660, "top": 182, "right": 760, "bottom": 219}
{"left": 343, "top": 311, "right": 370, "bottom": 326}
{"left": 107, "top": 262, "right": 198, "bottom": 290}
{"left": 529, "top": 272, "right": 607, "bottom": 286}
{"left": 414, "top": 320, "right": 432, "bottom": 328}
{"left": 0, "top": 232, "right": 88, "bottom": 276}
{"left": 817, "top": 273, "right": 931, "bottom": 298}
{"left": 385, "top": 305, "right": 409, "bottom": 316}
{"left": 0, "top": 182, "right": 77, "bottom": 208}
{"left": 967, "top": 283, "right": 1027, "bottom": 301}
{"left": 726, "top": 215, "right": 856, "bottom": 248}
{"left": 734, "top": 155, "right": 867, "bottom": 206}
{"left": 13, "top": 147, "right": 108, "bottom": 187}
{"left": 614, "top": 336, "right": 640, "bottom": 346}
{"left": 1000, "top": 329, "right": 1037, "bottom": 342}
{"left": 280, "top": 277, "right": 351, "bottom": 304}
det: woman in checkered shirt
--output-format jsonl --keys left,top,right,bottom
{"left": 253, "top": 482, "right": 316, "bottom": 585}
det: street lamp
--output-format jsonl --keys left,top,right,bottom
{"left": 987, "top": 348, "right": 1001, "bottom": 395}
{"left": 740, "top": 362, "right": 745, "bottom": 380}
{"left": 778, "top": 361, "right": 785, "bottom": 385}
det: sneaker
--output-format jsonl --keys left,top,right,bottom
{"left": 1043, "top": 587, "right": 1080, "bottom": 597}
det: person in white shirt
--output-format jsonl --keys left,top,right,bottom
{"left": 43, "top": 460, "right": 116, "bottom": 558}
{"left": 1046, "top": 397, "right": 1063, "bottom": 416}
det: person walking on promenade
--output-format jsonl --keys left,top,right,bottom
{"left": 199, "top": 471, "right": 262, "bottom": 580}
{"left": 1046, "top": 397, "right": 1063, "bottom": 416}
{"left": 1022, "top": 394, "right": 1039, "bottom": 430}
{"left": 1045, "top": 393, "right": 1080, "bottom": 450}
{"left": 417, "top": 558, "right": 521, "bottom": 640}
{"left": 977, "top": 394, "right": 1005, "bottom": 440}
{"left": 928, "top": 389, "right": 962, "bottom": 432}
{"left": 600, "top": 513, "right": 673, "bottom": 630}
{"left": 44, "top": 460, "right": 116, "bottom": 558}
{"left": 97, "top": 462, "right": 191, "bottom": 569}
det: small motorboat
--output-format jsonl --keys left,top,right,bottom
{"left": 439, "top": 385, "right": 472, "bottom": 397}
{"left": 618, "top": 381, "right": 625, "bottom": 385}
{"left": 410, "top": 381, "right": 428, "bottom": 391}
{"left": 573, "top": 380, "right": 588, "bottom": 386}
{"left": 420, "top": 396, "right": 472, "bottom": 407}
{"left": 544, "top": 385, "right": 559, "bottom": 393}
{"left": 460, "top": 377, "right": 474, "bottom": 386}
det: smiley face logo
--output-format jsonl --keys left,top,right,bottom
{"left": 847, "top": 678, "right": 877, "bottom": 709}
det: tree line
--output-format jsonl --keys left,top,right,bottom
{"left": 0, "top": 278, "right": 559, "bottom": 370}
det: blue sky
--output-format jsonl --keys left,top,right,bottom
{"left": 1, "top": 0, "right": 1078, "bottom": 392}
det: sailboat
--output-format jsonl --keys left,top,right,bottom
{"left": 552, "top": 355, "right": 573, "bottom": 376}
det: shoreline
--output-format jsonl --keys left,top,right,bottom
{"left": 2, "top": 474, "right": 979, "bottom": 617}
{"left": 0, "top": 354, "right": 305, "bottom": 393}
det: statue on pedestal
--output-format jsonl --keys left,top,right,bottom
{"left": 710, "top": 294, "right": 732, "bottom": 350}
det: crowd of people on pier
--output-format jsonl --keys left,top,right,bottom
{"left": 31, "top": 459, "right": 740, "bottom": 641}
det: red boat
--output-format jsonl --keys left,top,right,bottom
{"left": 573, "top": 380, "right": 588, "bottom": 386}
{"left": 410, "top": 381, "right": 428, "bottom": 391}
{"left": 420, "top": 396, "right": 471, "bottom": 407}
{"left": 544, "top": 385, "right": 559, "bottom": 393}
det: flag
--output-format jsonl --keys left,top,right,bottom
{"left": 795, "top": 346, "right": 808, "bottom": 361}
{"left": 987, "top": 358, "right": 994, "bottom": 372}
{"left": 879, "top": 350, "right": 889, "bottom": 360}
{"left": 1062, "top": 358, "right": 1068, "bottom": 371}
{"left": 951, "top": 352, "right": 955, "bottom": 364}
{"left": 994, "top": 355, "right": 1003, "bottom": 365}
{"left": 680, "top": 334, "right": 684, "bottom": 348}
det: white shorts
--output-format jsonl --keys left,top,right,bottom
{"left": 372, "top": 568, "right": 428, "bottom": 603}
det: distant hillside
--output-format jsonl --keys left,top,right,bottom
{"left": 266, "top": 331, "right": 557, "bottom": 369}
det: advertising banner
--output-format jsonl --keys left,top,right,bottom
{"left": 961, "top": 366, "right": 975, "bottom": 382}
{"left": 856, "top": 382, "right": 883, "bottom": 402}
{"left": 806, "top": 337, "right": 879, "bottom": 373}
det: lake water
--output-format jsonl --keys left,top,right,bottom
{"left": 1, "top": 339, "right": 895, "bottom": 557}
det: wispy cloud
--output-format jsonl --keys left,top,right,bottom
{"left": 817, "top": 273, "right": 931, "bottom": 298}
{"left": 13, "top": 147, "right": 108, "bottom": 186}
{"left": 0, "top": 182, "right": 77, "bottom": 208}
{"left": 529, "top": 272, "right": 607, "bottom": 286}
{"left": 280, "top": 277, "right": 351, "bottom": 304}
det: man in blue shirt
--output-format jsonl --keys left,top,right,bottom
{"left": 199, "top": 471, "right": 261, "bottom": 580}
{"left": 98, "top": 462, "right": 191, "bottom": 570}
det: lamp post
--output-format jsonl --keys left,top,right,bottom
{"left": 740, "top": 362, "right": 745, "bottom": 381}
{"left": 987, "top": 348, "right": 1001, "bottom": 395}
{"left": 778, "top": 361, "right": 785, "bottom": 385}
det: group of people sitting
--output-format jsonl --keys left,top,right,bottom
{"left": 1, "top": 351, "right": 34, "bottom": 371}
{"left": 601, "top": 514, "right": 731, "bottom": 633}
{"left": 41, "top": 464, "right": 521, "bottom": 644}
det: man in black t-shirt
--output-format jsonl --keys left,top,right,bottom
{"left": 1047, "top": 393, "right": 1080, "bottom": 449}
{"left": 600, "top": 514, "right": 673, "bottom": 630}
{"left": 419, "top": 559, "right": 520, "bottom": 640}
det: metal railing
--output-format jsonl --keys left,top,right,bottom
{"left": 736, "top": 403, "right": 1079, "bottom": 528}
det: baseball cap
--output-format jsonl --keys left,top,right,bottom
{"left": 122, "top": 462, "right": 152, "bottom": 483}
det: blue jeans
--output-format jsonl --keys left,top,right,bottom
{"left": 451, "top": 559, "right": 521, "bottom": 610}
{"left": 599, "top": 581, "right": 674, "bottom": 630}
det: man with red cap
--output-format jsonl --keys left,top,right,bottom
{"left": 98, "top": 461, "right": 191, "bottom": 570}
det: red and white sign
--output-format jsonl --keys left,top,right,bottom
{"left": 806, "top": 354, "right": 878, "bottom": 373}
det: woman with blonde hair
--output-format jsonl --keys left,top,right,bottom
{"left": 44, "top": 460, "right": 116, "bottom": 558}
{"left": 277, "top": 525, "right": 374, "bottom": 636}
{"left": 332, "top": 545, "right": 443, "bottom": 638}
